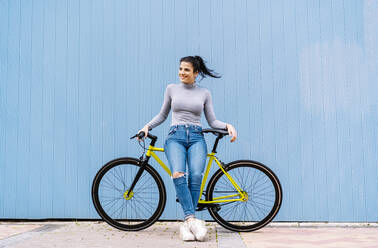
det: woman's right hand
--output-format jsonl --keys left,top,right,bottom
{"left": 137, "top": 125, "right": 150, "bottom": 141}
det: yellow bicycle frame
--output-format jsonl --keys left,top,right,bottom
{"left": 145, "top": 145, "right": 245, "bottom": 204}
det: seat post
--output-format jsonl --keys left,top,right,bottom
{"left": 211, "top": 135, "right": 224, "bottom": 153}
{"left": 201, "top": 129, "right": 228, "bottom": 153}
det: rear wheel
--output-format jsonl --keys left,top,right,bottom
{"left": 92, "top": 157, "right": 166, "bottom": 231}
{"left": 206, "top": 160, "right": 282, "bottom": 232}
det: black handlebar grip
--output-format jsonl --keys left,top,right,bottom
{"left": 137, "top": 131, "right": 146, "bottom": 139}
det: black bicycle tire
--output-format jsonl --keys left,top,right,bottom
{"left": 92, "top": 157, "right": 166, "bottom": 231}
{"left": 206, "top": 160, "right": 282, "bottom": 232}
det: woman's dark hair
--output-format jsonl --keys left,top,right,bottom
{"left": 180, "top": 56, "right": 221, "bottom": 81}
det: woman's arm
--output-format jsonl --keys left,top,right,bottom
{"left": 146, "top": 84, "right": 172, "bottom": 129}
{"left": 138, "top": 84, "right": 172, "bottom": 138}
{"left": 204, "top": 90, "right": 237, "bottom": 142}
{"left": 203, "top": 90, "right": 227, "bottom": 129}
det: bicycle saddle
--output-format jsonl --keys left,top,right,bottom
{"left": 202, "top": 128, "right": 229, "bottom": 137}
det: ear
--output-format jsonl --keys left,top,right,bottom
{"left": 194, "top": 71, "right": 199, "bottom": 78}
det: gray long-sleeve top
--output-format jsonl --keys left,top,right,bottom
{"left": 146, "top": 82, "right": 227, "bottom": 129}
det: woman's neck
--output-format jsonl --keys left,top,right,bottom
{"left": 180, "top": 81, "right": 196, "bottom": 89}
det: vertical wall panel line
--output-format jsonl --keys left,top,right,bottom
{"left": 28, "top": 0, "right": 34, "bottom": 217}
{"left": 0, "top": 0, "right": 9, "bottom": 217}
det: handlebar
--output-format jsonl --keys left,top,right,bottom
{"left": 130, "top": 128, "right": 228, "bottom": 140}
{"left": 130, "top": 126, "right": 154, "bottom": 140}
{"left": 130, "top": 131, "right": 157, "bottom": 141}
{"left": 130, "top": 128, "right": 228, "bottom": 153}
{"left": 129, "top": 131, "right": 146, "bottom": 140}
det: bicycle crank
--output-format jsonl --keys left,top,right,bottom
{"left": 241, "top": 191, "right": 249, "bottom": 202}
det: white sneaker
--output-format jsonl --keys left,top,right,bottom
{"left": 188, "top": 218, "right": 207, "bottom": 241}
{"left": 180, "top": 221, "right": 196, "bottom": 241}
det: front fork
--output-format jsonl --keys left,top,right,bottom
{"left": 125, "top": 156, "right": 149, "bottom": 199}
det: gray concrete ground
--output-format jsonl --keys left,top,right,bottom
{"left": 0, "top": 221, "right": 377, "bottom": 248}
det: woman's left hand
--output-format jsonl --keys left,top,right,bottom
{"left": 226, "top": 124, "right": 237, "bottom": 142}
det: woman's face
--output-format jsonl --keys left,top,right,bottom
{"left": 179, "top": 62, "right": 198, "bottom": 84}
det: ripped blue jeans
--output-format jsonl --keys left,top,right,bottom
{"left": 164, "top": 125, "right": 208, "bottom": 219}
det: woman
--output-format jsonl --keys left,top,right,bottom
{"left": 138, "top": 56, "right": 237, "bottom": 241}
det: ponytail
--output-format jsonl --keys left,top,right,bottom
{"left": 180, "top": 56, "right": 221, "bottom": 81}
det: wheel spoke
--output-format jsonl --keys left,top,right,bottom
{"left": 92, "top": 160, "right": 165, "bottom": 231}
{"left": 207, "top": 162, "right": 281, "bottom": 232}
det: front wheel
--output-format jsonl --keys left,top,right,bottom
{"left": 206, "top": 160, "right": 282, "bottom": 232}
{"left": 92, "top": 157, "right": 166, "bottom": 231}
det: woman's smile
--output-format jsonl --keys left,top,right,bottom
{"left": 179, "top": 62, "right": 198, "bottom": 84}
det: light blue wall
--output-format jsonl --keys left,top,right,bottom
{"left": 0, "top": 0, "right": 377, "bottom": 221}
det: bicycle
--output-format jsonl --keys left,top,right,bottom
{"left": 91, "top": 129, "right": 282, "bottom": 232}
